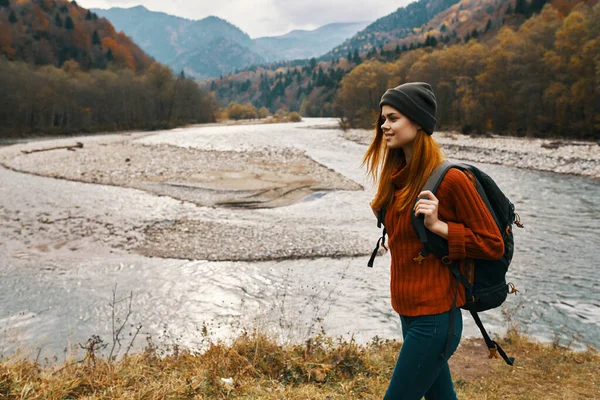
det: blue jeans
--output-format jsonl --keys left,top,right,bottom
{"left": 384, "top": 310, "right": 463, "bottom": 400}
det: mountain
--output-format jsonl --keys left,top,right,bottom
{"left": 171, "top": 37, "right": 265, "bottom": 80}
{"left": 207, "top": 0, "right": 580, "bottom": 119}
{"left": 0, "top": 0, "right": 153, "bottom": 71}
{"left": 323, "top": 0, "right": 461, "bottom": 59}
{"left": 252, "top": 22, "right": 370, "bottom": 61}
{"left": 91, "top": 6, "right": 368, "bottom": 79}
{"left": 91, "top": 6, "right": 252, "bottom": 67}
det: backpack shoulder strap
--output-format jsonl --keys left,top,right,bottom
{"left": 411, "top": 160, "right": 455, "bottom": 245}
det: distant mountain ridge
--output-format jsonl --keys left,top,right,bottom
{"left": 92, "top": 6, "right": 369, "bottom": 80}
{"left": 91, "top": 6, "right": 254, "bottom": 75}
{"left": 323, "top": 0, "right": 461, "bottom": 59}
{"left": 252, "top": 22, "right": 370, "bottom": 61}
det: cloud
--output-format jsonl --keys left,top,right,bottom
{"left": 77, "top": 0, "right": 413, "bottom": 38}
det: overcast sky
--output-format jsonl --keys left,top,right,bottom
{"left": 76, "top": 0, "right": 413, "bottom": 38}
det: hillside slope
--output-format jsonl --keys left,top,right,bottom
{"left": 0, "top": 0, "right": 153, "bottom": 71}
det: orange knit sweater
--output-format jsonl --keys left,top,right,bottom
{"left": 384, "top": 165, "right": 504, "bottom": 316}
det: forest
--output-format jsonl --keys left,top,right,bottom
{"left": 0, "top": 0, "right": 219, "bottom": 137}
{"left": 0, "top": 59, "right": 219, "bottom": 137}
{"left": 212, "top": 0, "right": 599, "bottom": 139}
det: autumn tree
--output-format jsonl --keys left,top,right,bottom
{"left": 0, "top": 58, "right": 220, "bottom": 137}
{"left": 334, "top": 60, "right": 389, "bottom": 128}
{"left": 0, "top": 24, "right": 15, "bottom": 60}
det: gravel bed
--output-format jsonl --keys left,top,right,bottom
{"left": 1, "top": 140, "right": 362, "bottom": 209}
{"left": 0, "top": 134, "right": 369, "bottom": 262}
{"left": 343, "top": 129, "right": 600, "bottom": 179}
{"left": 136, "top": 219, "right": 372, "bottom": 261}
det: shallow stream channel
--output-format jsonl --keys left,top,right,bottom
{"left": 1, "top": 118, "right": 599, "bottom": 359}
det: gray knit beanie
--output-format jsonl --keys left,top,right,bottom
{"left": 379, "top": 82, "right": 437, "bottom": 135}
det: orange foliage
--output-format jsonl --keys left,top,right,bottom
{"left": 32, "top": 4, "right": 50, "bottom": 31}
{"left": 41, "top": 0, "right": 53, "bottom": 10}
{"left": 551, "top": 0, "right": 578, "bottom": 17}
{"left": 69, "top": 6, "right": 82, "bottom": 20}
{"left": 72, "top": 25, "right": 91, "bottom": 50}
{"left": 0, "top": 25, "right": 15, "bottom": 61}
{"left": 102, "top": 37, "right": 135, "bottom": 71}
{"left": 99, "top": 20, "right": 117, "bottom": 37}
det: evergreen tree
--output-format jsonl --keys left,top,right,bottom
{"left": 65, "top": 16, "right": 74, "bottom": 30}
{"left": 440, "top": 24, "right": 447, "bottom": 32}
{"left": 317, "top": 67, "right": 325, "bottom": 86}
{"left": 106, "top": 49, "right": 114, "bottom": 62}
{"left": 505, "top": 3, "right": 513, "bottom": 14}
{"left": 85, "top": 10, "right": 92, "bottom": 20}
{"left": 9, "top": 9, "right": 17, "bottom": 24}
{"left": 514, "top": 0, "right": 527, "bottom": 14}
{"left": 92, "top": 30, "right": 101, "bottom": 45}
{"left": 55, "top": 13, "right": 62, "bottom": 27}
{"left": 347, "top": 51, "right": 352, "bottom": 61}
{"left": 352, "top": 49, "right": 361, "bottom": 64}
{"left": 395, "top": 44, "right": 401, "bottom": 54}
{"left": 485, "top": 19, "right": 492, "bottom": 33}
{"left": 471, "top": 29, "right": 479, "bottom": 39}
{"left": 0, "top": 0, "right": 9, "bottom": 8}
{"left": 528, "top": 0, "right": 547, "bottom": 15}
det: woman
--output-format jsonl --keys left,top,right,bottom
{"left": 363, "top": 82, "right": 503, "bottom": 399}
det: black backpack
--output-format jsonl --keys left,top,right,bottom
{"left": 367, "top": 161, "right": 524, "bottom": 365}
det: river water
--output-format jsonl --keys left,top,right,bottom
{"left": 1, "top": 118, "right": 599, "bottom": 359}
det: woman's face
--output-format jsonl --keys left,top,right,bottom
{"left": 380, "top": 105, "right": 420, "bottom": 149}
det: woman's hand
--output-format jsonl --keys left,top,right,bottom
{"left": 414, "top": 190, "right": 448, "bottom": 239}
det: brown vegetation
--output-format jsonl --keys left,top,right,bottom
{"left": 0, "top": 59, "right": 220, "bottom": 137}
{"left": 335, "top": 2, "right": 599, "bottom": 138}
{"left": 0, "top": 0, "right": 153, "bottom": 71}
{"left": 0, "top": 329, "right": 598, "bottom": 399}
{"left": 213, "top": 0, "right": 599, "bottom": 139}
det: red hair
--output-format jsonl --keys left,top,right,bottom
{"left": 362, "top": 111, "right": 445, "bottom": 212}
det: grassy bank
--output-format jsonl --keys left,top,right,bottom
{"left": 1, "top": 329, "right": 598, "bottom": 399}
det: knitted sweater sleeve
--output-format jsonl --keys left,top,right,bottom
{"left": 437, "top": 169, "right": 504, "bottom": 261}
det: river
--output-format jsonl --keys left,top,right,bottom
{"left": 1, "top": 118, "right": 599, "bottom": 359}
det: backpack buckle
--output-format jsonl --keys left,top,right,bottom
{"left": 413, "top": 252, "right": 427, "bottom": 264}
{"left": 441, "top": 256, "right": 452, "bottom": 265}
{"left": 488, "top": 345, "right": 500, "bottom": 359}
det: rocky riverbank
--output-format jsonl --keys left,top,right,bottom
{"left": 343, "top": 129, "right": 600, "bottom": 179}
{"left": 0, "top": 126, "right": 370, "bottom": 262}
{"left": 1, "top": 121, "right": 598, "bottom": 263}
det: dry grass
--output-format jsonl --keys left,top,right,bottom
{"left": 1, "top": 329, "right": 598, "bottom": 399}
